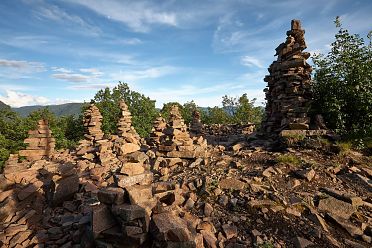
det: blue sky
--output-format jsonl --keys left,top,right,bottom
{"left": 0, "top": 0, "right": 371, "bottom": 108}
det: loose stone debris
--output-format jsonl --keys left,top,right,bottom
{"left": 1, "top": 20, "right": 371, "bottom": 248}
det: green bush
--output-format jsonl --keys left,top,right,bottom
{"left": 312, "top": 17, "right": 372, "bottom": 138}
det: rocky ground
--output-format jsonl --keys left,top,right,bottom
{"left": 0, "top": 133, "right": 371, "bottom": 248}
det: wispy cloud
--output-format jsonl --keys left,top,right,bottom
{"left": 241, "top": 55, "right": 264, "bottom": 68}
{"left": 68, "top": 0, "right": 177, "bottom": 32}
{"left": 111, "top": 38, "right": 143, "bottom": 45}
{"left": 0, "top": 58, "right": 46, "bottom": 79}
{"left": 0, "top": 59, "right": 45, "bottom": 71}
{"left": 51, "top": 67, "right": 72, "bottom": 73}
{"left": 52, "top": 67, "right": 103, "bottom": 82}
{"left": 110, "top": 66, "right": 178, "bottom": 82}
{"left": 31, "top": 1, "right": 101, "bottom": 36}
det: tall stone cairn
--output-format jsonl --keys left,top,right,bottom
{"left": 262, "top": 20, "right": 313, "bottom": 133}
{"left": 113, "top": 100, "right": 141, "bottom": 157}
{"left": 148, "top": 113, "right": 167, "bottom": 147}
{"left": 19, "top": 119, "right": 55, "bottom": 161}
{"left": 83, "top": 103, "right": 104, "bottom": 141}
{"left": 159, "top": 105, "right": 205, "bottom": 158}
{"left": 189, "top": 109, "right": 204, "bottom": 137}
{"left": 76, "top": 103, "right": 104, "bottom": 161}
{"left": 117, "top": 100, "right": 140, "bottom": 143}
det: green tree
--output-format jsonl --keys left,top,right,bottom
{"left": 160, "top": 102, "right": 183, "bottom": 121}
{"left": 94, "top": 82, "right": 157, "bottom": 137}
{"left": 0, "top": 109, "right": 29, "bottom": 170}
{"left": 312, "top": 17, "right": 372, "bottom": 137}
{"left": 235, "top": 94, "right": 264, "bottom": 124}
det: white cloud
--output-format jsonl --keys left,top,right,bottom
{"left": 113, "top": 38, "right": 143, "bottom": 45}
{"left": 241, "top": 56, "right": 264, "bottom": 68}
{"left": 51, "top": 67, "right": 72, "bottom": 73}
{"left": 0, "top": 58, "right": 46, "bottom": 79}
{"left": 32, "top": 1, "right": 101, "bottom": 36}
{"left": 52, "top": 68, "right": 103, "bottom": 82}
{"left": 0, "top": 90, "right": 49, "bottom": 107}
{"left": 0, "top": 59, "right": 45, "bottom": 72}
{"left": 110, "top": 66, "right": 178, "bottom": 82}
{"left": 68, "top": 0, "right": 177, "bottom": 32}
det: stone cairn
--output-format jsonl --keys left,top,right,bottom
{"left": 19, "top": 119, "right": 55, "bottom": 161}
{"left": 76, "top": 103, "right": 104, "bottom": 161}
{"left": 147, "top": 113, "right": 167, "bottom": 147}
{"left": 262, "top": 20, "right": 313, "bottom": 133}
{"left": 158, "top": 105, "right": 207, "bottom": 159}
{"left": 113, "top": 100, "right": 142, "bottom": 158}
{"left": 189, "top": 109, "right": 204, "bottom": 137}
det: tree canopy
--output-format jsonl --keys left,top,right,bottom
{"left": 312, "top": 17, "right": 372, "bottom": 138}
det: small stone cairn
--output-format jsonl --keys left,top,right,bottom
{"left": 189, "top": 109, "right": 204, "bottom": 137}
{"left": 76, "top": 103, "right": 104, "bottom": 161}
{"left": 147, "top": 113, "right": 167, "bottom": 147}
{"left": 158, "top": 105, "right": 206, "bottom": 158}
{"left": 113, "top": 100, "right": 141, "bottom": 158}
{"left": 262, "top": 20, "right": 314, "bottom": 133}
{"left": 19, "top": 119, "right": 55, "bottom": 161}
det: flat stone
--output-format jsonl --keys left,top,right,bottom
{"left": 92, "top": 204, "right": 117, "bottom": 238}
{"left": 151, "top": 212, "right": 192, "bottom": 242}
{"left": 46, "top": 174, "right": 79, "bottom": 207}
{"left": 295, "top": 168, "right": 316, "bottom": 181}
{"left": 97, "top": 187, "right": 125, "bottom": 205}
{"left": 292, "top": 236, "right": 314, "bottom": 248}
{"left": 120, "top": 162, "right": 145, "bottom": 176}
{"left": 112, "top": 204, "right": 146, "bottom": 222}
{"left": 120, "top": 143, "right": 140, "bottom": 154}
{"left": 318, "top": 196, "right": 356, "bottom": 219}
{"left": 204, "top": 203, "right": 213, "bottom": 217}
{"left": 327, "top": 214, "right": 363, "bottom": 237}
{"left": 17, "top": 181, "right": 43, "bottom": 200}
{"left": 320, "top": 187, "right": 364, "bottom": 207}
{"left": 0, "top": 190, "right": 13, "bottom": 202}
{"left": 116, "top": 171, "right": 153, "bottom": 188}
{"left": 200, "top": 230, "right": 217, "bottom": 248}
{"left": 219, "top": 178, "right": 245, "bottom": 190}
{"left": 262, "top": 166, "right": 277, "bottom": 178}
{"left": 222, "top": 224, "right": 238, "bottom": 239}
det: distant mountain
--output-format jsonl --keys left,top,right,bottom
{"left": 0, "top": 101, "right": 11, "bottom": 110}
{"left": 12, "top": 102, "right": 84, "bottom": 117}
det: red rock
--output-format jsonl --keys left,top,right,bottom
{"left": 93, "top": 204, "right": 117, "bottom": 238}
{"left": 151, "top": 212, "right": 193, "bottom": 242}
{"left": 17, "top": 181, "right": 43, "bottom": 200}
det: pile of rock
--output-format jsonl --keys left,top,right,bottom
{"left": 158, "top": 105, "right": 207, "bottom": 159}
{"left": 83, "top": 103, "right": 104, "bottom": 141}
{"left": 19, "top": 119, "right": 55, "bottom": 161}
{"left": 189, "top": 109, "right": 204, "bottom": 137}
{"left": 205, "top": 123, "right": 255, "bottom": 146}
{"left": 76, "top": 103, "right": 104, "bottom": 161}
{"left": 0, "top": 159, "right": 90, "bottom": 247}
{"left": 262, "top": 20, "right": 313, "bottom": 133}
{"left": 147, "top": 113, "right": 167, "bottom": 147}
{"left": 94, "top": 175, "right": 221, "bottom": 247}
{"left": 113, "top": 100, "right": 142, "bottom": 159}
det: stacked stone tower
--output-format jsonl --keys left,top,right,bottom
{"left": 76, "top": 103, "right": 104, "bottom": 161}
{"left": 113, "top": 100, "right": 141, "bottom": 157}
{"left": 189, "top": 109, "right": 204, "bottom": 137}
{"left": 158, "top": 105, "right": 206, "bottom": 158}
{"left": 148, "top": 113, "right": 167, "bottom": 147}
{"left": 19, "top": 119, "right": 55, "bottom": 161}
{"left": 262, "top": 20, "right": 313, "bottom": 133}
{"left": 83, "top": 103, "right": 104, "bottom": 141}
